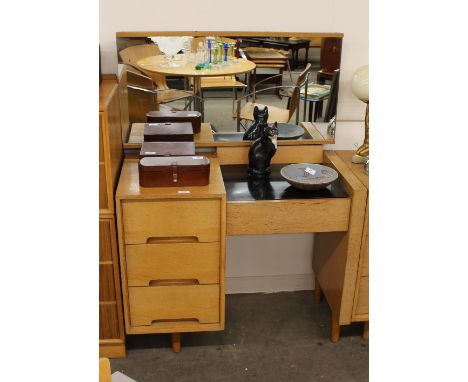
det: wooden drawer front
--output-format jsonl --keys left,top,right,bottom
{"left": 99, "top": 303, "right": 120, "bottom": 339}
{"left": 99, "top": 163, "right": 108, "bottom": 210}
{"left": 122, "top": 199, "right": 221, "bottom": 244}
{"left": 217, "top": 145, "right": 323, "bottom": 165}
{"left": 99, "top": 113, "right": 105, "bottom": 162}
{"left": 129, "top": 284, "right": 220, "bottom": 326}
{"left": 126, "top": 242, "right": 220, "bottom": 286}
{"left": 100, "top": 263, "right": 116, "bottom": 301}
{"left": 354, "top": 276, "right": 369, "bottom": 316}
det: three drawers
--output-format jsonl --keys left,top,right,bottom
{"left": 120, "top": 197, "right": 224, "bottom": 332}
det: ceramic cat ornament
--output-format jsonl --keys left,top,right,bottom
{"left": 247, "top": 122, "right": 279, "bottom": 176}
{"left": 243, "top": 106, "right": 269, "bottom": 141}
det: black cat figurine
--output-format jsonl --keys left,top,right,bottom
{"left": 243, "top": 106, "right": 269, "bottom": 141}
{"left": 247, "top": 122, "right": 279, "bottom": 176}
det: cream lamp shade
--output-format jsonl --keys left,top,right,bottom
{"left": 351, "top": 65, "right": 369, "bottom": 102}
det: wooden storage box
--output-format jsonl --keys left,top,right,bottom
{"left": 144, "top": 122, "right": 194, "bottom": 142}
{"left": 146, "top": 110, "right": 202, "bottom": 133}
{"left": 140, "top": 141, "right": 195, "bottom": 158}
{"left": 139, "top": 156, "right": 210, "bottom": 187}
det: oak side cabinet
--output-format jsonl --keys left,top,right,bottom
{"left": 99, "top": 78, "right": 125, "bottom": 357}
{"left": 314, "top": 150, "right": 369, "bottom": 342}
{"left": 115, "top": 157, "right": 226, "bottom": 352}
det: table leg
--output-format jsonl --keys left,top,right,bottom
{"left": 171, "top": 333, "right": 181, "bottom": 353}
{"left": 308, "top": 101, "right": 313, "bottom": 122}
{"left": 314, "top": 101, "right": 320, "bottom": 122}
{"left": 314, "top": 275, "right": 322, "bottom": 303}
{"left": 363, "top": 322, "right": 369, "bottom": 340}
{"left": 331, "top": 314, "right": 340, "bottom": 343}
{"left": 303, "top": 97, "right": 307, "bottom": 122}
{"left": 305, "top": 46, "right": 309, "bottom": 68}
{"left": 277, "top": 68, "right": 283, "bottom": 99}
{"left": 193, "top": 77, "right": 204, "bottom": 121}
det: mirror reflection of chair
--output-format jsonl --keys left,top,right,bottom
{"left": 235, "top": 63, "right": 312, "bottom": 132}
{"left": 122, "top": 64, "right": 196, "bottom": 123}
{"left": 119, "top": 44, "right": 193, "bottom": 106}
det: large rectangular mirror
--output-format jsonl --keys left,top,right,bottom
{"left": 115, "top": 31, "right": 343, "bottom": 145}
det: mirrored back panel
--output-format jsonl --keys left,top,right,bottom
{"left": 116, "top": 31, "right": 343, "bottom": 139}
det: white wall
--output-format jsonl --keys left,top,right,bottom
{"left": 100, "top": 0, "right": 368, "bottom": 293}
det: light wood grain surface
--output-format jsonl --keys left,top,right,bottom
{"left": 129, "top": 284, "right": 220, "bottom": 326}
{"left": 116, "top": 157, "right": 226, "bottom": 337}
{"left": 227, "top": 199, "right": 350, "bottom": 235}
{"left": 138, "top": 55, "right": 256, "bottom": 78}
{"left": 313, "top": 151, "right": 367, "bottom": 325}
{"left": 99, "top": 79, "right": 125, "bottom": 358}
{"left": 99, "top": 358, "right": 112, "bottom": 382}
{"left": 99, "top": 79, "right": 123, "bottom": 215}
{"left": 217, "top": 145, "right": 323, "bottom": 165}
{"left": 122, "top": 199, "right": 221, "bottom": 244}
{"left": 335, "top": 150, "right": 369, "bottom": 189}
{"left": 117, "top": 31, "right": 344, "bottom": 38}
{"left": 116, "top": 157, "right": 226, "bottom": 200}
{"left": 125, "top": 122, "right": 332, "bottom": 148}
{"left": 126, "top": 242, "right": 220, "bottom": 286}
{"left": 334, "top": 150, "right": 369, "bottom": 323}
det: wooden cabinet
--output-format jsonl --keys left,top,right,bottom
{"left": 313, "top": 150, "right": 369, "bottom": 342}
{"left": 99, "top": 78, "right": 125, "bottom": 357}
{"left": 100, "top": 79, "right": 123, "bottom": 215}
{"left": 115, "top": 158, "right": 226, "bottom": 350}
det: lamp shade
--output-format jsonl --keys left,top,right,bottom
{"left": 351, "top": 65, "right": 369, "bottom": 102}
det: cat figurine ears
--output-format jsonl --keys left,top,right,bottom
{"left": 243, "top": 106, "right": 269, "bottom": 141}
{"left": 253, "top": 105, "right": 268, "bottom": 118}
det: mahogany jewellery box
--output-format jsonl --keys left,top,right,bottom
{"left": 146, "top": 110, "right": 202, "bottom": 133}
{"left": 138, "top": 156, "right": 211, "bottom": 187}
{"left": 139, "top": 142, "right": 196, "bottom": 158}
{"left": 143, "top": 122, "right": 194, "bottom": 142}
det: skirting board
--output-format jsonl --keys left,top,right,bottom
{"left": 226, "top": 273, "right": 315, "bottom": 294}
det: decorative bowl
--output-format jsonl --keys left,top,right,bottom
{"left": 276, "top": 123, "right": 305, "bottom": 140}
{"left": 280, "top": 163, "right": 338, "bottom": 190}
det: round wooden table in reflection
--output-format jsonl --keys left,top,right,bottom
{"left": 137, "top": 54, "right": 256, "bottom": 118}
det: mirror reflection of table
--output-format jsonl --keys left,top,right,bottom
{"left": 137, "top": 55, "right": 256, "bottom": 118}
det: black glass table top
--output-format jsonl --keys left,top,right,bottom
{"left": 221, "top": 164, "right": 349, "bottom": 202}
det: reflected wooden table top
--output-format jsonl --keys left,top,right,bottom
{"left": 137, "top": 55, "right": 256, "bottom": 78}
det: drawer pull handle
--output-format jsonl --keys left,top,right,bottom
{"left": 151, "top": 318, "right": 200, "bottom": 325}
{"left": 148, "top": 279, "right": 200, "bottom": 286}
{"left": 146, "top": 236, "right": 199, "bottom": 244}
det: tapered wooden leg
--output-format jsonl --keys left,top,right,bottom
{"left": 331, "top": 315, "right": 340, "bottom": 343}
{"left": 314, "top": 276, "right": 323, "bottom": 303}
{"left": 362, "top": 322, "right": 369, "bottom": 340}
{"left": 171, "top": 333, "right": 181, "bottom": 353}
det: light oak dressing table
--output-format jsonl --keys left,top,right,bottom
{"left": 114, "top": 123, "right": 369, "bottom": 352}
